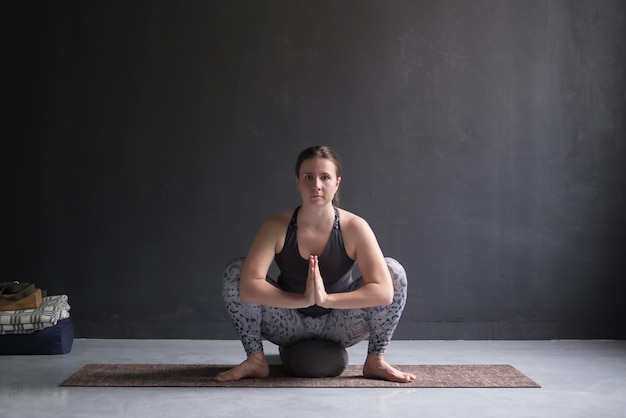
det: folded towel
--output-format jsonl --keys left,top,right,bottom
{"left": 0, "top": 295, "right": 71, "bottom": 335}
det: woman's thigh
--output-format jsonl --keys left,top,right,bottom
{"left": 259, "top": 307, "right": 330, "bottom": 347}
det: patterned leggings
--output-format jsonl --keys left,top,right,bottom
{"left": 222, "top": 257, "right": 408, "bottom": 356}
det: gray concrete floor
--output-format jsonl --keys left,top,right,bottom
{"left": 1, "top": 339, "right": 625, "bottom": 418}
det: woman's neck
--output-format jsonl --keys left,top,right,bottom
{"left": 297, "top": 204, "right": 335, "bottom": 228}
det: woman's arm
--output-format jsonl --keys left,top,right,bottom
{"left": 316, "top": 215, "right": 394, "bottom": 309}
{"left": 239, "top": 214, "right": 315, "bottom": 308}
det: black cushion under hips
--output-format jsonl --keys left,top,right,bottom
{"left": 279, "top": 339, "right": 349, "bottom": 378}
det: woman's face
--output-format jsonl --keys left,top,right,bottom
{"left": 296, "top": 157, "right": 341, "bottom": 206}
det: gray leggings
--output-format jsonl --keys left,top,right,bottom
{"left": 222, "top": 257, "right": 408, "bottom": 356}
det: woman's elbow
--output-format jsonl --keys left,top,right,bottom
{"left": 377, "top": 286, "right": 394, "bottom": 306}
{"left": 380, "top": 293, "right": 394, "bottom": 306}
{"left": 239, "top": 282, "right": 256, "bottom": 303}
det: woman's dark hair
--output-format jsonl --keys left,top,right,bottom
{"left": 295, "top": 145, "right": 342, "bottom": 206}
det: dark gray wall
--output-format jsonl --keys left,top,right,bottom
{"left": 8, "top": 1, "right": 626, "bottom": 340}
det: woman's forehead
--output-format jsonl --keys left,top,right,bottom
{"left": 299, "top": 157, "right": 337, "bottom": 173}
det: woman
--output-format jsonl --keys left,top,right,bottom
{"left": 216, "top": 145, "right": 415, "bottom": 383}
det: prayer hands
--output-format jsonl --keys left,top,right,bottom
{"left": 304, "top": 255, "right": 328, "bottom": 308}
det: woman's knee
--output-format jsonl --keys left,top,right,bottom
{"left": 385, "top": 257, "right": 408, "bottom": 294}
{"left": 224, "top": 257, "right": 245, "bottom": 282}
{"left": 385, "top": 257, "right": 407, "bottom": 286}
{"left": 222, "top": 257, "right": 245, "bottom": 299}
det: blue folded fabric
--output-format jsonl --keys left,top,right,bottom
{"left": 0, "top": 317, "right": 74, "bottom": 355}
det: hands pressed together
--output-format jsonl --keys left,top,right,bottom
{"left": 304, "top": 255, "right": 329, "bottom": 308}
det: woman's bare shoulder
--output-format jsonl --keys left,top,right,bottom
{"left": 337, "top": 207, "right": 369, "bottom": 230}
{"left": 258, "top": 208, "right": 295, "bottom": 233}
{"left": 337, "top": 208, "right": 378, "bottom": 260}
{"left": 248, "top": 208, "right": 296, "bottom": 255}
{"left": 266, "top": 208, "right": 294, "bottom": 223}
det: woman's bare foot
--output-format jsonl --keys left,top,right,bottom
{"left": 214, "top": 353, "right": 270, "bottom": 382}
{"left": 363, "top": 354, "right": 416, "bottom": 383}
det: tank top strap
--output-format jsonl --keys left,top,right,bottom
{"left": 289, "top": 206, "right": 300, "bottom": 228}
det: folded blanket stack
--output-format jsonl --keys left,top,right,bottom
{"left": 0, "top": 295, "right": 74, "bottom": 355}
{"left": 0, "top": 295, "right": 71, "bottom": 334}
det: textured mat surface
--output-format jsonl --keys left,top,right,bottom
{"left": 59, "top": 364, "right": 540, "bottom": 388}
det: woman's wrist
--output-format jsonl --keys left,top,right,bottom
{"left": 317, "top": 292, "right": 334, "bottom": 309}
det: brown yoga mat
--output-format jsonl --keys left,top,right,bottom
{"left": 59, "top": 364, "right": 540, "bottom": 388}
